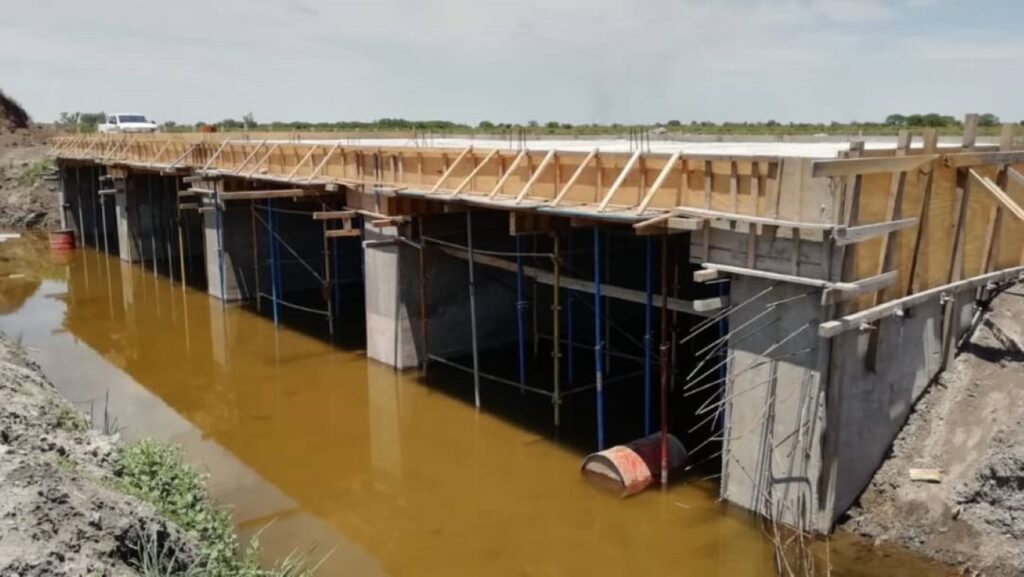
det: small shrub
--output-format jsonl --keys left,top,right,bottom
{"left": 112, "top": 440, "right": 319, "bottom": 576}
{"left": 18, "top": 158, "right": 53, "bottom": 187}
{"left": 55, "top": 403, "right": 87, "bottom": 432}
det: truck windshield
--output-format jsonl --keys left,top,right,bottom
{"left": 117, "top": 115, "right": 149, "bottom": 123}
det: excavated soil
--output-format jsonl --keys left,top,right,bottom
{"left": 0, "top": 130, "right": 59, "bottom": 230}
{"left": 842, "top": 288, "right": 1024, "bottom": 576}
{"left": 0, "top": 334, "right": 199, "bottom": 576}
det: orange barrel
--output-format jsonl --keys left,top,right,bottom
{"left": 581, "top": 433, "right": 688, "bottom": 497}
{"left": 48, "top": 229, "right": 76, "bottom": 251}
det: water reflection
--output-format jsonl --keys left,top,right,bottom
{"left": 0, "top": 236, "right": 950, "bottom": 577}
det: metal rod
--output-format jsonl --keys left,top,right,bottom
{"left": 659, "top": 233, "right": 670, "bottom": 487}
{"left": 644, "top": 235, "right": 654, "bottom": 435}
{"left": 177, "top": 203, "right": 187, "bottom": 291}
{"left": 267, "top": 198, "right": 279, "bottom": 327}
{"left": 75, "top": 168, "right": 86, "bottom": 249}
{"left": 566, "top": 232, "right": 575, "bottom": 386}
{"left": 333, "top": 216, "right": 342, "bottom": 323}
{"left": 251, "top": 200, "right": 260, "bottom": 311}
{"left": 593, "top": 226, "right": 605, "bottom": 450}
{"left": 148, "top": 179, "right": 157, "bottom": 275}
{"left": 418, "top": 217, "right": 429, "bottom": 371}
{"left": 515, "top": 235, "right": 527, "bottom": 393}
{"left": 214, "top": 185, "right": 225, "bottom": 307}
{"left": 100, "top": 189, "right": 110, "bottom": 255}
{"left": 322, "top": 216, "right": 334, "bottom": 337}
{"left": 91, "top": 168, "right": 100, "bottom": 250}
{"left": 552, "top": 232, "right": 561, "bottom": 427}
{"left": 466, "top": 211, "right": 481, "bottom": 409}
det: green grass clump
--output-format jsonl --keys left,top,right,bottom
{"left": 54, "top": 403, "right": 87, "bottom": 432}
{"left": 112, "top": 440, "right": 319, "bottom": 576}
{"left": 17, "top": 158, "right": 52, "bottom": 188}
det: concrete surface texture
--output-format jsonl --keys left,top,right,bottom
{"left": 842, "top": 288, "right": 1024, "bottom": 576}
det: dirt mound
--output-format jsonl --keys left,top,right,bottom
{"left": 0, "top": 90, "right": 30, "bottom": 132}
{"left": 842, "top": 287, "right": 1024, "bottom": 576}
{"left": 0, "top": 138, "right": 59, "bottom": 230}
{"left": 0, "top": 334, "right": 201, "bottom": 575}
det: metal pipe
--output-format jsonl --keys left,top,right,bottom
{"left": 418, "top": 217, "right": 428, "bottom": 372}
{"left": 148, "top": 179, "right": 157, "bottom": 275}
{"left": 333, "top": 217, "right": 342, "bottom": 327}
{"left": 177, "top": 201, "right": 187, "bottom": 291}
{"left": 644, "top": 235, "right": 654, "bottom": 435}
{"left": 552, "top": 232, "right": 561, "bottom": 427}
{"left": 99, "top": 191, "right": 110, "bottom": 256}
{"left": 593, "top": 226, "right": 605, "bottom": 450}
{"left": 659, "top": 234, "right": 670, "bottom": 488}
{"left": 322, "top": 217, "right": 334, "bottom": 337}
{"left": 566, "top": 232, "right": 575, "bottom": 386}
{"left": 267, "top": 198, "right": 280, "bottom": 327}
{"left": 466, "top": 211, "right": 481, "bottom": 408}
{"left": 251, "top": 200, "right": 260, "bottom": 311}
{"left": 75, "top": 168, "right": 86, "bottom": 249}
{"left": 213, "top": 184, "right": 225, "bottom": 306}
{"left": 515, "top": 235, "right": 527, "bottom": 392}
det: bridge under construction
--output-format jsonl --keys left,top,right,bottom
{"left": 51, "top": 116, "right": 1024, "bottom": 535}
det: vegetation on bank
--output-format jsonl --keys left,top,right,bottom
{"left": 112, "top": 440, "right": 321, "bottom": 577}
{"left": 55, "top": 111, "right": 1022, "bottom": 137}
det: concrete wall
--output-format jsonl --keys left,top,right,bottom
{"left": 363, "top": 213, "right": 518, "bottom": 370}
{"left": 204, "top": 203, "right": 256, "bottom": 301}
{"left": 721, "top": 277, "right": 825, "bottom": 530}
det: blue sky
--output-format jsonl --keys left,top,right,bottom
{"left": 1, "top": 0, "right": 1021, "bottom": 124}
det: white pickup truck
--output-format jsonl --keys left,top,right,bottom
{"left": 98, "top": 113, "right": 159, "bottom": 134}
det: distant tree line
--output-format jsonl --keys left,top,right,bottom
{"left": 55, "top": 111, "right": 1023, "bottom": 135}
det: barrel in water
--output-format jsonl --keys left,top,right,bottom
{"left": 48, "top": 229, "right": 76, "bottom": 251}
{"left": 580, "top": 433, "right": 688, "bottom": 497}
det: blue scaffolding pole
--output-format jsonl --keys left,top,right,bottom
{"left": 266, "top": 198, "right": 280, "bottom": 327}
{"left": 593, "top": 227, "right": 605, "bottom": 450}
{"left": 644, "top": 236, "right": 654, "bottom": 436}
{"left": 214, "top": 187, "right": 225, "bottom": 308}
{"left": 566, "top": 233, "right": 575, "bottom": 387}
{"left": 515, "top": 235, "right": 527, "bottom": 393}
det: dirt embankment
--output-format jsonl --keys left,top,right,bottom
{"left": 0, "top": 334, "right": 201, "bottom": 575}
{"left": 842, "top": 288, "right": 1024, "bottom": 576}
{"left": 0, "top": 131, "right": 59, "bottom": 231}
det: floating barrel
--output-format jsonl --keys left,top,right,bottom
{"left": 581, "top": 433, "right": 688, "bottom": 497}
{"left": 48, "top": 229, "right": 76, "bottom": 251}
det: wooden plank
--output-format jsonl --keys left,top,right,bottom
{"left": 700, "top": 262, "right": 881, "bottom": 292}
{"left": 820, "top": 265, "right": 1024, "bottom": 338}
{"left": 429, "top": 146, "right": 472, "bottom": 193}
{"left": 306, "top": 143, "right": 341, "bottom": 183}
{"left": 811, "top": 155, "right": 936, "bottom": 178}
{"left": 904, "top": 131, "right": 939, "bottom": 296}
{"left": 821, "top": 271, "right": 899, "bottom": 305}
{"left": 488, "top": 149, "right": 527, "bottom": 198}
{"left": 285, "top": 144, "right": 320, "bottom": 180}
{"left": 312, "top": 210, "right": 357, "bottom": 220}
{"left": 552, "top": 147, "right": 598, "bottom": 206}
{"left": 671, "top": 206, "right": 833, "bottom": 231}
{"left": 325, "top": 229, "right": 362, "bottom": 238}
{"left": 693, "top": 269, "right": 724, "bottom": 283}
{"left": 201, "top": 139, "right": 231, "bottom": 171}
{"left": 635, "top": 150, "right": 682, "bottom": 213}
{"left": 944, "top": 150, "right": 1024, "bottom": 168}
{"left": 832, "top": 217, "right": 918, "bottom": 246}
{"left": 451, "top": 149, "right": 499, "bottom": 196}
{"left": 233, "top": 140, "right": 267, "bottom": 173}
{"left": 962, "top": 113, "right": 979, "bottom": 150}
{"left": 1009, "top": 168, "right": 1024, "bottom": 189}
{"left": 218, "top": 189, "right": 332, "bottom": 201}
{"left": 970, "top": 169, "right": 1024, "bottom": 222}
{"left": 514, "top": 149, "right": 556, "bottom": 203}
{"left": 597, "top": 150, "right": 641, "bottom": 211}
{"left": 243, "top": 143, "right": 279, "bottom": 177}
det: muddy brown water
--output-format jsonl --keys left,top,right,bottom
{"left": 0, "top": 234, "right": 954, "bottom": 577}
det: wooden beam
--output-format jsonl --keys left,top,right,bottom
{"left": 312, "top": 210, "right": 357, "bottom": 220}
{"left": 1008, "top": 167, "right": 1024, "bottom": 189}
{"left": 598, "top": 150, "right": 641, "bottom": 211}
{"left": 693, "top": 269, "right": 725, "bottom": 283}
{"left": 551, "top": 147, "right": 598, "bottom": 207}
{"left": 451, "top": 149, "right": 499, "bottom": 196}
{"left": 514, "top": 149, "right": 556, "bottom": 203}
{"left": 243, "top": 143, "right": 279, "bottom": 177}
{"left": 819, "top": 266, "right": 1024, "bottom": 338}
{"left": 429, "top": 146, "right": 472, "bottom": 193}
{"left": 488, "top": 149, "right": 527, "bottom": 198}
{"left": 821, "top": 271, "right": 899, "bottom": 305}
{"left": 671, "top": 206, "right": 833, "bottom": 231}
{"left": 285, "top": 144, "right": 320, "bottom": 180}
{"left": 944, "top": 150, "right": 1024, "bottom": 168}
{"left": 700, "top": 262, "right": 884, "bottom": 292}
{"left": 636, "top": 150, "right": 682, "bottom": 214}
{"left": 306, "top": 143, "right": 341, "bottom": 183}
{"left": 325, "top": 229, "right": 362, "bottom": 238}
{"left": 811, "top": 154, "right": 936, "bottom": 178}
{"left": 201, "top": 140, "right": 231, "bottom": 171}
{"left": 831, "top": 217, "right": 918, "bottom": 246}
{"left": 969, "top": 169, "right": 1024, "bottom": 222}
{"left": 218, "top": 189, "right": 332, "bottom": 201}
{"left": 233, "top": 140, "right": 267, "bottom": 173}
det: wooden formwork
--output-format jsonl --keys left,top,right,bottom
{"left": 52, "top": 120, "right": 1024, "bottom": 325}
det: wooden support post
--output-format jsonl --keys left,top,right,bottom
{"left": 636, "top": 150, "right": 682, "bottom": 214}
{"left": 515, "top": 149, "right": 556, "bottom": 203}
{"left": 429, "top": 146, "right": 472, "bottom": 193}
{"left": 451, "top": 149, "right": 499, "bottom": 196}
{"left": 488, "top": 149, "right": 527, "bottom": 198}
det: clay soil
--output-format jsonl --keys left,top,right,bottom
{"left": 0, "top": 333, "right": 198, "bottom": 575}
{"left": 0, "top": 129, "right": 60, "bottom": 231}
{"left": 842, "top": 288, "right": 1024, "bottom": 576}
